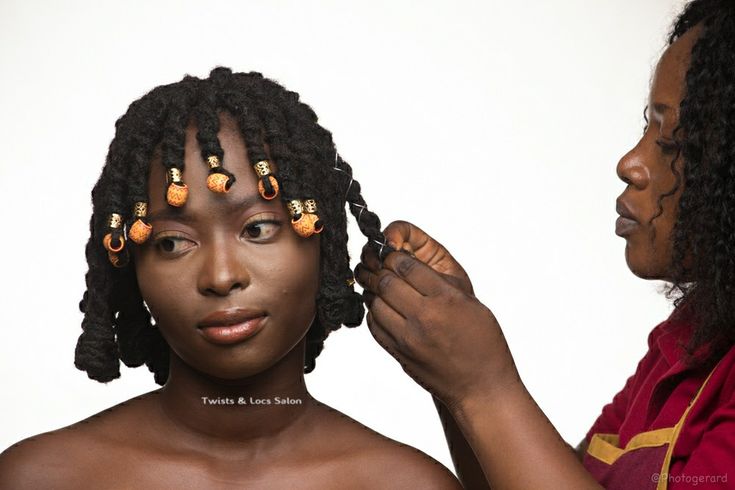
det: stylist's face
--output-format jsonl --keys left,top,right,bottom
{"left": 615, "top": 25, "right": 701, "bottom": 280}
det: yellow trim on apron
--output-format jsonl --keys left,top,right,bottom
{"left": 586, "top": 364, "right": 719, "bottom": 490}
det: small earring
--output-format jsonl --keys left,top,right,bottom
{"left": 253, "top": 160, "right": 280, "bottom": 200}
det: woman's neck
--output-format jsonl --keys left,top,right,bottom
{"left": 154, "top": 339, "right": 315, "bottom": 451}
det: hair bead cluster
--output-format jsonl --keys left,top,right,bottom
{"left": 206, "top": 155, "right": 235, "bottom": 193}
{"left": 128, "top": 202, "right": 152, "bottom": 244}
{"left": 253, "top": 160, "right": 280, "bottom": 200}
{"left": 102, "top": 213, "right": 128, "bottom": 268}
{"left": 287, "top": 198, "right": 324, "bottom": 238}
{"left": 166, "top": 167, "right": 188, "bottom": 207}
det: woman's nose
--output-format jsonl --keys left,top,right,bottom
{"left": 616, "top": 143, "right": 650, "bottom": 190}
{"left": 197, "top": 239, "right": 251, "bottom": 297}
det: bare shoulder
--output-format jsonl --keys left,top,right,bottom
{"left": 0, "top": 423, "right": 96, "bottom": 489}
{"left": 312, "top": 401, "right": 462, "bottom": 489}
{"left": 0, "top": 390, "right": 158, "bottom": 490}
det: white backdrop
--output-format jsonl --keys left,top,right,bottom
{"left": 1, "top": 0, "right": 688, "bottom": 474}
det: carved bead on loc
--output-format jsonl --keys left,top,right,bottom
{"left": 291, "top": 213, "right": 322, "bottom": 238}
{"left": 103, "top": 233, "right": 125, "bottom": 253}
{"left": 129, "top": 219, "right": 153, "bottom": 244}
{"left": 167, "top": 182, "right": 189, "bottom": 207}
{"left": 207, "top": 172, "right": 231, "bottom": 193}
{"left": 257, "top": 175, "right": 279, "bottom": 200}
{"left": 108, "top": 249, "right": 129, "bottom": 268}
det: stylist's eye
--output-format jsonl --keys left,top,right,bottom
{"left": 656, "top": 139, "right": 680, "bottom": 156}
{"left": 243, "top": 217, "right": 282, "bottom": 241}
{"left": 154, "top": 235, "right": 195, "bottom": 255}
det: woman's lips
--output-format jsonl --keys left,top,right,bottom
{"left": 615, "top": 216, "right": 638, "bottom": 237}
{"left": 198, "top": 316, "right": 266, "bottom": 345}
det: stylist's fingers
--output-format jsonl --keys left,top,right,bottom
{"left": 360, "top": 242, "right": 381, "bottom": 272}
{"left": 363, "top": 298, "right": 401, "bottom": 346}
{"left": 356, "top": 263, "right": 422, "bottom": 317}
{"left": 381, "top": 250, "right": 453, "bottom": 297}
{"left": 381, "top": 220, "right": 474, "bottom": 295}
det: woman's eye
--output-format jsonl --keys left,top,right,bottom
{"left": 154, "top": 236, "right": 194, "bottom": 254}
{"left": 243, "top": 220, "right": 281, "bottom": 240}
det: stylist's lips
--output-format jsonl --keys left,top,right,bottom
{"left": 197, "top": 308, "right": 266, "bottom": 345}
{"left": 615, "top": 198, "right": 639, "bottom": 237}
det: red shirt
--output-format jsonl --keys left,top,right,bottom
{"left": 584, "top": 306, "right": 735, "bottom": 488}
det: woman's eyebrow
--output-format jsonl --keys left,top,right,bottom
{"left": 147, "top": 194, "right": 265, "bottom": 223}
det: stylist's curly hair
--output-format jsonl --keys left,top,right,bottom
{"left": 662, "top": 0, "right": 735, "bottom": 371}
{"left": 75, "top": 68, "right": 387, "bottom": 384}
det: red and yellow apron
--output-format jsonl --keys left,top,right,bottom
{"left": 583, "top": 366, "right": 718, "bottom": 489}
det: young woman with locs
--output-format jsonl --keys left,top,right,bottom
{"left": 357, "top": 1, "right": 735, "bottom": 488}
{"left": 0, "top": 68, "right": 462, "bottom": 488}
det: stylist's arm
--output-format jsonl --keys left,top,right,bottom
{"left": 355, "top": 221, "right": 601, "bottom": 490}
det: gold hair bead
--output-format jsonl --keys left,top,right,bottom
{"left": 303, "top": 199, "right": 318, "bottom": 214}
{"left": 108, "top": 213, "right": 123, "bottom": 229}
{"left": 133, "top": 202, "right": 147, "bottom": 218}
{"left": 167, "top": 167, "right": 183, "bottom": 183}
{"left": 253, "top": 160, "right": 272, "bottom": 177}
{"left": 207, "top": 155, "right": 221, "bottom": 169}
{"left": 287, "top": 199, "right": 304, "bottom": 218}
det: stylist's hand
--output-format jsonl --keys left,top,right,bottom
{"left": 356, "top": 221, "right": 520, "bottom": 409}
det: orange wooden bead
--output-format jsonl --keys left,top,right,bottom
{"left": 257, "top": 175, "right": 279, "bottom": 200}
{"left": 129, "top": 219, "right": 153, "bottom": 244}
{"left": 167, "top": 182, "right": 189, "bottom": 207}
{"left": 103, "top": 233, "right": 125, "bottom": 253}
{"left": 291, "top": 213, "right": 321, "bottom": 238}
{"left": 207, "top": 172, "right": 231, "bottom": 193}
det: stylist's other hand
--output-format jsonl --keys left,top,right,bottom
{"left": 356, "top": 221, "right": 519, "bottom": 409}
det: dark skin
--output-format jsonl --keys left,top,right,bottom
{"left": 0, "top": 114, "right": 461, "bottom": 489}
{"left": 356, "top": 24, "right": 701, "bottom": 490}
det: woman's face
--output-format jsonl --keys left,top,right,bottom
{"left": 132, "top": 113, "right": 321, "bottom": 380}
{"left": 615, "top": 25, "right": 701, "bottom": 280}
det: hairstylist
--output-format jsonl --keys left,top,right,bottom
{"left": 355, "top": 2, "right": 735, "bottom": 489}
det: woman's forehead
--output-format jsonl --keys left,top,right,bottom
{"left": 145, "top": 114, "right": 277, "bottom": 218}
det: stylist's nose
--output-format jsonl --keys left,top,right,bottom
{"left": 197, "top": 237, "right": 251, "bottom": 297}
{"left": 616, "top": 143, "right": 650, "bottom": 190}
